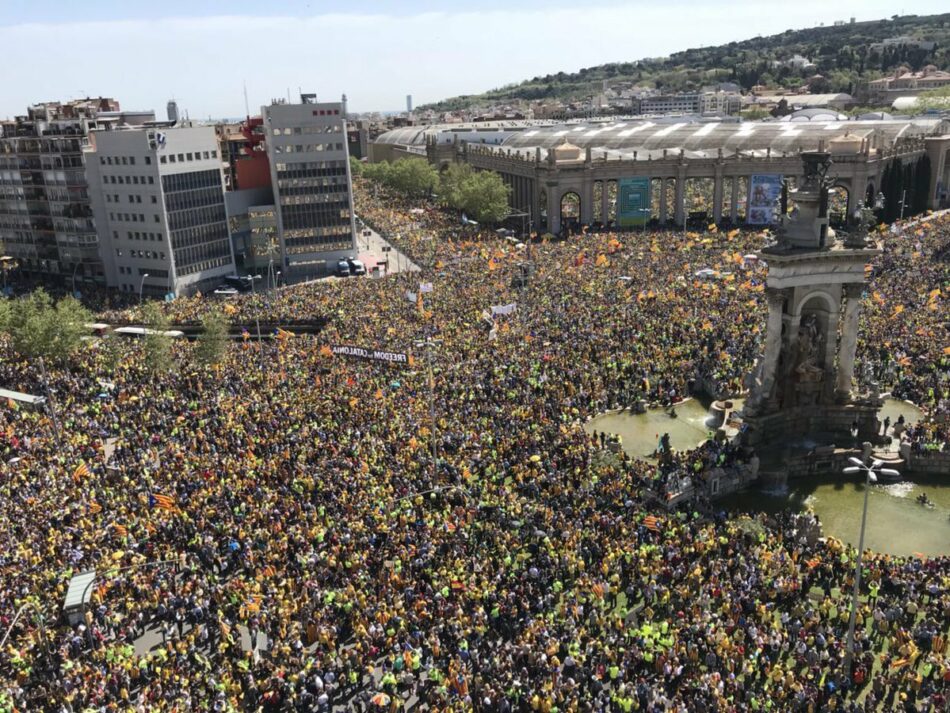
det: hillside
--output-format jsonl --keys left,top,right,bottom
{"left": 421, "top": 13, "right": 950, "bottom": 112}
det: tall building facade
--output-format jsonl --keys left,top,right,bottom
{"left": 261, "top": 97, "right": 356, "bottom": 277}
{"left": 0, "top": 98, "right": 153, "bottom": 287}
{"left": 85, "top": 125, "right": 236, "bottom": 297}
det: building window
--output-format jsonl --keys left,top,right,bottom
{"left": 186, "top": 153, "right": 193, "bottom": 161}
{"left": 160, "top": 156, "right": 167, "bottom": 164}
{"left": 151, "top": 196, "right": 157, "bottom": 204}
{"left": 211, "top": 150, "right": 217, "bottom": 158}
{"left": 130, "top": 157, "right": 136, "bottom": 165}
{"left": 148, "top": 176, "right": 154, "bottom": 184}
{"left": 169, "top": 155, "right": 176, "bottom": 163}
{"left": 154, "top": 215, "right": 160, "bottom": 223}
{"left": 145, "top": 156, "right": 151, "bottom": 165}
{"left": 177, "top": 154, "right": 184, "bottom": 162}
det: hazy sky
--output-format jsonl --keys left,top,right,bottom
{"left": 1, "top": 0, "right": 945, "bottom": 119}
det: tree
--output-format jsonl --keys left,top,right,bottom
{"left": 196, "top": 309, "right": 230, "bottom": 366}
{"left": 349, "top": 155, "right": 364, "bottom": 178}
{"left": 141, "top": 302, "right": 174, "bottom": 374}
{"left": 439, "top": 163, "right": 474, "bottom": 211}
{"left": 386, "top": 158, "right": 438, "bottom": 198}
{"left": 0, "top": 289, "right": 91, "bottom": 363}
{"left": 459, "top": 170, "right": 511, "bottom": 224}
{"left": 363, "top": 161, "right": 393, "bottom": 185}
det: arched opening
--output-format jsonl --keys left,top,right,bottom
{"left": 685, "top": 178, "right": 715, "bottom": 228}
{"left": 593, "top": 180, "right": 604, "bottom": 226}
{"left": 829, "top": 185, "right": 849, "bottom": 227}
{"left": 650, "top": 178, "right": 663, "bottom": 226}
{"left": 606, "top": 180, "right": 618, "bottom": 226}
{"left": 662, "top": 180, "right": 676, "bottom": 226}
{"left": 736, "top": 177, "right": 749, "bottom": 223}
{"left": 785, "top": 292, "right": 837, "bottom": 408}
{"left": 560, "top": 191, "right": 581, "bottom": 235}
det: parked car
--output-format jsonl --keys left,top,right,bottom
{"left": 347, "top": 258, "right": 367, "bottom": 276}
{"left": 334, "top": 260, "right": 351, "bottom": 277}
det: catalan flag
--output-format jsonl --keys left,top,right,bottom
{"left": 642, "top": 515, "right": 661, "bottom": 533}
{"left": 88, "top": 501, "right": 103, "bottom": 515}
{"left": 149, "top": 493, "right": 176, "bottom": 511}
{"left": 319, "top": 345, "right": 333, "bottom": 358}
{"left": 275, "top": 327, "right": 294, "bottom": 341}
{"left": 72, "top": 462, "right": 91, "bottom": 482}
{"left": 241, "top": 328, "right": 250, "bottom": 341}
{"left": 113, "top": 523, "right": 128, "bottom": 537}
{"left": 6, "top": 398, "right": 18, "bottom": 411}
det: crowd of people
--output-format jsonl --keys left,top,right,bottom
{"left": 0, "top": 177, "right": 947, "bottom": 711}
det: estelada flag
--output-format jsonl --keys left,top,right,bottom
{"left": 643, "top": 515, "right": 661, "bottom": 533}
{"left": 150, "top": 493, "right": 176, "bottom": 510}
{"left": 72, "top": 462, "right": 91, "bottom": 482}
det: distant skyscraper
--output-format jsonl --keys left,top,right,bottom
{"left": 167, "top": 100, "right": 179, "bottom": 123}
{"left": 406, "top": 95, "right": 413, "bottom": 113}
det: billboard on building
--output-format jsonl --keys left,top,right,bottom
{"left": 747, "top": 174, "right": 783, "bottom": 225}
{"left": 617, "top": 177, "right": 651, "bottom": 227}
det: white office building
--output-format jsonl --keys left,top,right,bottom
{"left": 261, "top": 96, "right": 356, "bottom": 277}
{"left": 85, "top": 125, "right": 236, "bottom": 297}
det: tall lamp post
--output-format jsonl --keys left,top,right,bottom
{"left": 138, "top": 273, "right": 150, "bottom": 303}
{"left": 249, "top": 274, "right": 265, "bottom": 370}
{"left": 840, "top": 453, "right": 900, "bottom": 676}
{"left": 414, "top": 338, "right": 442, "bottom": 486}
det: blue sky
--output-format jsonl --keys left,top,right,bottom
{"left": 1, "top": 1, "right": 945, "bottom": 119}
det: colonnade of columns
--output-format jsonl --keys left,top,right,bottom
{"left": 541, "top": 174, "right": 760, "bottom": 234}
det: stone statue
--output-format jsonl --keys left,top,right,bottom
{"left": 795, "top": 314, "right": 824, "bottom": 377}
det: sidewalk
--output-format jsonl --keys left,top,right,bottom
{"left": 355, "top": 218, "right": 420, "bottom": 277}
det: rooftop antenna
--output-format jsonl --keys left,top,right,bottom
{"left": 243, "top": 81, "right": 250, "bottom": 119}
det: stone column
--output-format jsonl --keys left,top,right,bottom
{"left": 674, "top": 173, "right": 686, "bottom": 228}
{"left": 758, "top": 289, "right": 787, "bottom": 397}
{"left": 730, "top": 176, "right": 740, "bottom": 222}
{"left": 581, "top": 182, "right": 594, "bottom": 225}
{"left": 547, "top": 186, "right": 560, "bottom": 235}
{"left": 836, "top": 284, "right": 863, "bottom": 397}
{"left": 659, "top": 179, "right": 668, "bottom": 224}
{"left": 713, "top": 169, "right": 724, "bottom": 224}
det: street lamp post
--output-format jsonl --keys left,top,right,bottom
{"left": 840, "top": 453, "right": 900, "bottom": 676}
{"left": 249, "top": 274, "right": 265, "bottom": 370}
{"left": 139, "top": 273, "right": 149, "bottom": 303}
{"left": 414, "top": 338, "right": 442, "bottom": 486}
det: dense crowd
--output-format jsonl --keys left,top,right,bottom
{"left": 0, "top": 179, "right": 947, "bottom": 712}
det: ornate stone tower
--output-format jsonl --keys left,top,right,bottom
{"left": 742, "top": 151, "right": 883, "bottom": 447}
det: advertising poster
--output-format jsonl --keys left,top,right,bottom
{"left": 617, "top": 177, "right": 651, "bottom": 227}
{"left": 747, "top": 174, "right": 783, "bottom": 225}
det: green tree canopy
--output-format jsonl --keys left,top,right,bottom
{"left": 438, "top": 163, "right": 474, "bottom": 211}
{"left": 459, "top": 170, "right": 511, "bottom": 224}
{"left": 142, "top": 302, "right": 175, "bottom": 374}
{"left": 196, "top": 309, "right": 230, "bottom": 366}
{"left": 0, "top": 289, "right": 91, "bottom": 363}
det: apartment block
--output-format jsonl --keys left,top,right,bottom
{"left": 0, "top": 98, "right": 153, "bottom": 288}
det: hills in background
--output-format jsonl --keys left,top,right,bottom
{"left": 420, "top": 13, "right": 950, "bottom": 112}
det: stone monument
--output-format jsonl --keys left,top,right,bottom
{"left": 742, "top": 151, "right": 883, "bottom": 447}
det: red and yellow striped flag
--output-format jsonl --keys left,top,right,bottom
{"left": 114, "top": 523, "right": 128, "bottom": 537}
{"left": 151, "top": 493, "right": 176, "bottom": 511}
{"left": 72, "top": 462, "right": 91, "bottom": 482}
{"left": 643, "top": 515, "right": 661, "bottom": 533}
